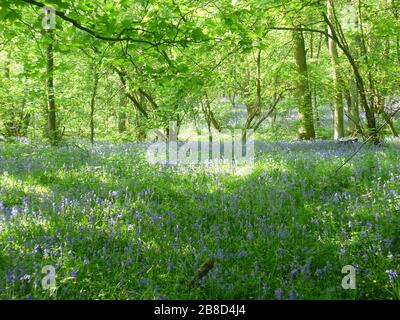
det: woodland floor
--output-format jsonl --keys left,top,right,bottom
{"left": 0, "top": 140, "right": 399, "bottom": 299}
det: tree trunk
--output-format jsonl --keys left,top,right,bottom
{"left": 114, "top": 67, "right": 148, "bottom": 118}
{"left": 118, "top": 112, "right": 127, "bottom": 133}
{"left": 293, "top": 29, "right": 315, "bottom": 140}
{"left": 90, "top": 65, "right": 99, "bottom": 145}
{"left": 118, "top": 87, "right": 128, "bottom": 133}
{"left": 118, "top": 113, "right": 127, "bottom": 133}
{"left": 327, "top": 0, "right": 344, "bottom": 140}
{"left": 322, "top": 9, "right": 377, "bottom": 142}
{"left": 46, "top": 30, "right": 57, "bottom": 145}
{"left": 346, "top": 79, "right": 361, "bottom": 135}
{"left": 393, "top": 0, "right": 400, "bottom": 63}
{"left": 134, "top": 93, "right": 147, "bottom": 141}
{"left": 346, "top": 12, "right": 361, "bottom": 136}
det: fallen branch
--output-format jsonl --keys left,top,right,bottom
{"left": 188, "top": 258, "right": 215, "bottom": 289}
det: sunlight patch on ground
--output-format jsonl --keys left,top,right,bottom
{"left": 0, "top": 172, "right": 51, "bottom": 196}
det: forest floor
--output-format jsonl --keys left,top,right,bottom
{"left": 0, "top": 140, "right": 399, "bottom": 299}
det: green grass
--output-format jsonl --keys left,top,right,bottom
{"left": 0, "top": 140, "right": 399, "bottom": 300}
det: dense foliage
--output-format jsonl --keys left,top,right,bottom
{"left": 0, "top": 0, "right": 399, "bottom": 142}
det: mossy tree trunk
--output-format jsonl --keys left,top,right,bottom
{"left": 293, "top": 29, "right": 315, "bottom": 140}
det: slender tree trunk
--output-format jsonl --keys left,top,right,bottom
{"left": 355, "top": 1, "right": 378, "bottom": 139}
{"left": 3, "top": 51, "right": 14, "bottom": 136}
{"left": 118, "top": 112, "right": 127, "bottom": 133}
{"left": 382, "top": 111, "right": 399, "bottom": 137}
{"left": 114, "top": 67, "right": 148, "bottom": 118}
{"left": 46, "top": 30, "right": 57, "bottom": 145}
{"left": 377, "top": 93, "right": 398, "bottom": 137}
{"left": 293, "top": 30, "right": 315, "bottom": 140}
{"left": 393, "top": 0, "right": 400, "bottom": 63}
{"left": 134, "top": 93, "right": 147, "bottom": 141}
{"left": 312, "top": 35, "right": 323, "bottom": 127}
{"left": 255, "top": 48, "right": 262, "bottom": 115}
{"left": 346, "top": 14, "right": 361, "bottom": 135}
{"left": 358, "top": 0, "right": 396, "bottom": 139}
{"left": 90, "top": 65, "right": 99, "bottom": 145}
{"left": 322, "top": 8, "right": 377, "bottom": 142}
{"left": 312, "top": 87, "right": 320, "bottom": 126}
{"left": 396, "top": 36, "right": 400, "bottom": 64}
{"left": 207, "top": 120, "right": 212, "bottom": 143}
{"left": 204, "top": 105, "right": 218, "bottom": 142}
{"left": 20, "top": 98, "right": 30, "bottom": 136}
{"left": 346, "top": 79, "right": 361, "bottom": 135}
{"left": 327, "top": 0, "right": 344, "bottom": 140}
{"left": 118, "top": 90, "right": 128, "bottom": 133}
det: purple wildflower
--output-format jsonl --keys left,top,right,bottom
{"left": 386, "top": 270, "right": 398, "bottom": 283}
{"left": 315, "top": 268, "right": 325, "bottom": 277}
{"left": 10, "top": 207, "right": 19, "bottom": 218}
{"left": 110, "top": 190, "right": 119, "bottom": 197}
{"left": 288, "top": 290, "right": 299, "bottom": 300}
{"left": 70, "top": 270, "right": 78, "bottom": 278}
{"left": 290, "top": 268, "right": 298, "bottom": 279}
{"left": 275, "top": 288, "right": 283, "bottom": 300}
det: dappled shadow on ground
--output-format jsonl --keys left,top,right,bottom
{"left": 0, "top": 141, "right": 399, "bottom": 299}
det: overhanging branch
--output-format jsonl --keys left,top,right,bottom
{"left": 20, "top": 0, "right": 157, "bottom": 45}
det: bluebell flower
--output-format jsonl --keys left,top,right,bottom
{"left": 348, "top": 221, "right": 353, "bottom": 228}
{"left": 386, "top": 270, "right": 398, "bottom": 283}
{"left": 110, "top": 190, "right": 119, "bottom": 197}
{"left": 10, "top": 207, "right": 19, "bottom": 218}
{"left": 167, "top": 261, "right": 175, "bottom": 272}
{"left": 290, "top": 268, "right": 298, "bottom": 279}
{"left": 138, "top": 278, "right": 151, "bottom": 286}
{"left": 288, "top": 290, "right": 298, "bottom": 300}
{"left": 238, "top": 248, "right": 246, "bottom": 257}
{"left": 315, "top": 268, "right": 325, "bottom": 277}
{"left": 275, "top": 288, "right": 282, "bottom": 300}
{"left": 301, "top": 262, "right": 310, "bottom": 276}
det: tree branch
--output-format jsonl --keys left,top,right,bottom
{"left": 20, "top": 0, "right": 157, "bottom": 45}
{"left": 113, "top": 67, "right": 149, "bottom": 118}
